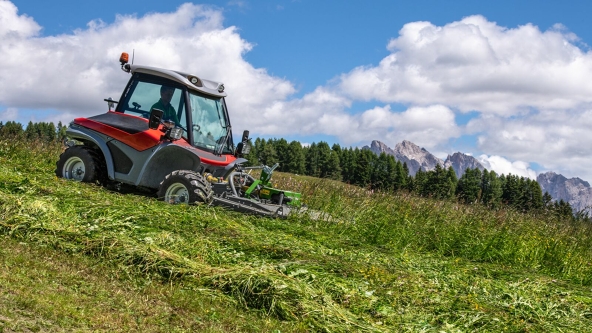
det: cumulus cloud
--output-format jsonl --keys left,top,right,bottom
{"left": 0, "top": 107, "right": 18, "bottom": 121}
{"left": 0, "top": 2, "right": 294, "bottom": 134}
{"left": 338, "top": 15, "right": 592, "bottom": 116}
{"left": 478, "top": 155, "right": 537, "bottom": 180}
{"left": 468, "top": 109, "right": 592, "bottom": 180}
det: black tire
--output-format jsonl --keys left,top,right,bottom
{"left": 157, "top": 170, "right": 213, "bottom": 205}
{"left": 55, "top": 146, "right": 103, "bottom": 183}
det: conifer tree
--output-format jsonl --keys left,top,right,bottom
{"left": 286, "top": 140, "right": 306, "bottom": 174}
{"left": 456, "top": 168, "right": 482, "bottom": 204}
{"left": 305, "top": 142, "right": 320, "bottom": 177}
{"left": 372, "top": 153, "right": 390, "bottom": 190}
{"left": 316, "top": 142, "right": 333, "bottom": 178}
{"left": 542, "top": 191, "right": 553, "bottom": 209}
{"left": 0, "top": 121, "right": 24, "bottom": 138}
{"left": 273, "top": 138, "right": 290, "bottom": 172}
{"left": 481, "top": 170, "right": 502, "bottom": 208}
{"left": 353, "top": 148, "right": 373, "bottom": 187}
{"left": 256, "top": 139, "right": 278, "bottom": 166}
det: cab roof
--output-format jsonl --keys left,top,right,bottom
{"left": 128, "top": 64, "right": 227, "bottom": 98}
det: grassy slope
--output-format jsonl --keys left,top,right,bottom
{"left": 1, "top": 138, "right": 592, "bottom": 332}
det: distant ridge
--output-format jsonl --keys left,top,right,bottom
{"left": 364, "top": 139, "right": 592, "bottom": 214}
{"left": 363, "top": 140, "right": 484, "bottom": 178}
{"left": 538, "top": 171, "right": 592, "bottom": 214}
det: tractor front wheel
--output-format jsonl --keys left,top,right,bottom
{"left": 56, "top": 145, "right": 103, "bottom": 183}
{"left": 158, "top": 170, "right": 213, "bottom": 205}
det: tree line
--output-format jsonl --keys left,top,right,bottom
{"left": 245, "top": 137, "right": 579, "bottom": 221}
{"left": 0, "top": 121, "right": 67, "bottom": 142}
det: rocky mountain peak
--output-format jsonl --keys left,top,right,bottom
{"left": 368, "top": 140, "right": 395, "bottom": 155}
{"left": 537, "top": 172, "right": 592, "bottom": 214}
{"left": 444, "top": 152, "right": 485, "bottom": 179}
{"left": 372, "top": 140, "right": 443, "bottom": 176}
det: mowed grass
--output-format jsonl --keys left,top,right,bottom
{"left": 1, "top": 138, "right": 592, "bottom": 332}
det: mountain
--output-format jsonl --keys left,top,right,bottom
{"left": 364, "top": 140, "right": 444, "bottom": 176}
{"left": 364, "top": 140, "right": 484, "bottom": 177}
{"left": 444, "top": 152, "right": 485, "bottom": 179}
{"left": 537, "top": 171, "right": 592, "bottom": 214}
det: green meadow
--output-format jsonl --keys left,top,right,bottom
{"left": 1, "top": 138, "right": 591, "bottom": 332}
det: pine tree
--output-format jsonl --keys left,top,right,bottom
{"left": 286, "top": 140, "right": 306, "bottom": 174}
{"left": 316, "top": 142, "right": 333, "bottom": 178}
{"left": 456, "top": 168, "right": 482, "bottom": 204}
{"left": 327, "top": 150, "right": 342, "bottom": 180}
{"left": 258, "top": 139, "right": 278, "bottom": 166}
{"left": 57, "top": 121, "right": 68, "bottom": 141}
{"left": 542, "top": 191, "right": 553, "bottom": 209}
{"left": 305, "top": 142, "right": 320, "bottom": 177}
{"left": 273, "top": 138, "right": 290, "bottom": 172}
{"left": 413, "top": 169, "right": 427, "bottom": 195}
{"left": 340, "top": 148, "right": 356, "bottom": 184}
{"left": 0, "top": 121, "right": 24, "bottom": 138}
{"left": 394, "top": 160, "right": 408, "bottom": 191}
{"left": 481, "top": 170, "right": 502, "bottom": 208}
{"left": 353, "top": 148, "right": 373, "bottom": 187}
{"left": 372, "top": 153, "right": 390, "bottom": 190}
{"left": 25, "top": 121, "right": 36, "bottom": 140}
{"left": 502, "top": 174, "right": 521, "bottom": 208}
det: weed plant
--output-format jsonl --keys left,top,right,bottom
{"left": 1, "top": 138, "right": 592, "bottom": 332}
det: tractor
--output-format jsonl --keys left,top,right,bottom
{"left": 55, "top": 52, "right": 301, "bottom": 218}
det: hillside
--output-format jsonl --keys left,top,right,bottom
{"left": 1, "top": 138, "right": 592, "bottom": 332}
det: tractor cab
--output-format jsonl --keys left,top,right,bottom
{"left": 115, "top": 55, "right": 235, "bottom": 157}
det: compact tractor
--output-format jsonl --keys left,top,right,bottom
{"left": 55, "top": 52, "right": 301, "bottom": 218}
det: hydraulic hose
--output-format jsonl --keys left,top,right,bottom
{"left": 228, "top": 171, "right": 256, "bottom": 197}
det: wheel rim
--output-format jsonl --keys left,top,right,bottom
{"left": 164, "top": 183, "right": 189, "bottom": 204}
{"left": 63, "top": 156, "right": 86, "bottom": 181}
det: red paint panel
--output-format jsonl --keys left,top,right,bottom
{"left": 74, "top": 116, "right": 162, "bottom": 151}
{"left": 171, "top": 140, "right": 237, "bottom": 167}
{"left": 200, "top": 154, "right": 237, "bottom": 167}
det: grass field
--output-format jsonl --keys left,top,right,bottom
{"left": 1, "top": 138, "right": 592, "bottom": 332}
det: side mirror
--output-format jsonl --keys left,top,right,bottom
{"left": 149, "top": 108, "right": 164, "bottom": 130}
{"left": 235, "top": 130, "right": 251, "bottom": 157}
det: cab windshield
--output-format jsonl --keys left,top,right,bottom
{"left": 189, "top": 91, "right": 233, "bottom": 154}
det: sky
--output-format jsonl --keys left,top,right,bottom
{"left": 2, "top": 0, "right": 592, "bottom": 181}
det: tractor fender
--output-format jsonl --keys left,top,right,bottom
{"left": 66, "top": 125, "right": 116, "bottom": 180}
{"left": 136, "top": 143, "right": 202, "bottom": 189}
{"left": 214, "top": 157, "right": 248, "bottom": 178}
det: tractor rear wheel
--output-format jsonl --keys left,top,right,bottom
{"left": 56, "top": 146, "right": 103, "bottom": 183}
{"left": 158, "top": 170, "right": 213, "bottom": 205}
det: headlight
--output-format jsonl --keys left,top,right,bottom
{"left": 240, "top": 141, "right": 251, "bottom": 155}
{"left": 169, "top": 127, "right": 183, "bottom": 140}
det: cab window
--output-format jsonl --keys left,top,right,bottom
{"left": 118, "top": 79, "right": 186, "bottom": 135}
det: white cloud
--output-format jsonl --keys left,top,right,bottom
{"left": 0, "top": 107, "right": 18, "bottom": 121}
{"left": 477, "top": 155, "right": 537, "bottom": 179}
{"left": 468, "top": 109, "right": 592, "bottom": 180}
{"left": 0, "top": 1, "right": 40, "bottom": 38}
{"left": 0, "top": 2, "right": 295, "bottom": 133}
{"left": 338, "top": 15, "right": 592, "bottom": 116}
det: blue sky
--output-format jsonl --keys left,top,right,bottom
{"left": 3, "top": 0, "right": 592, "bottom": 180}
